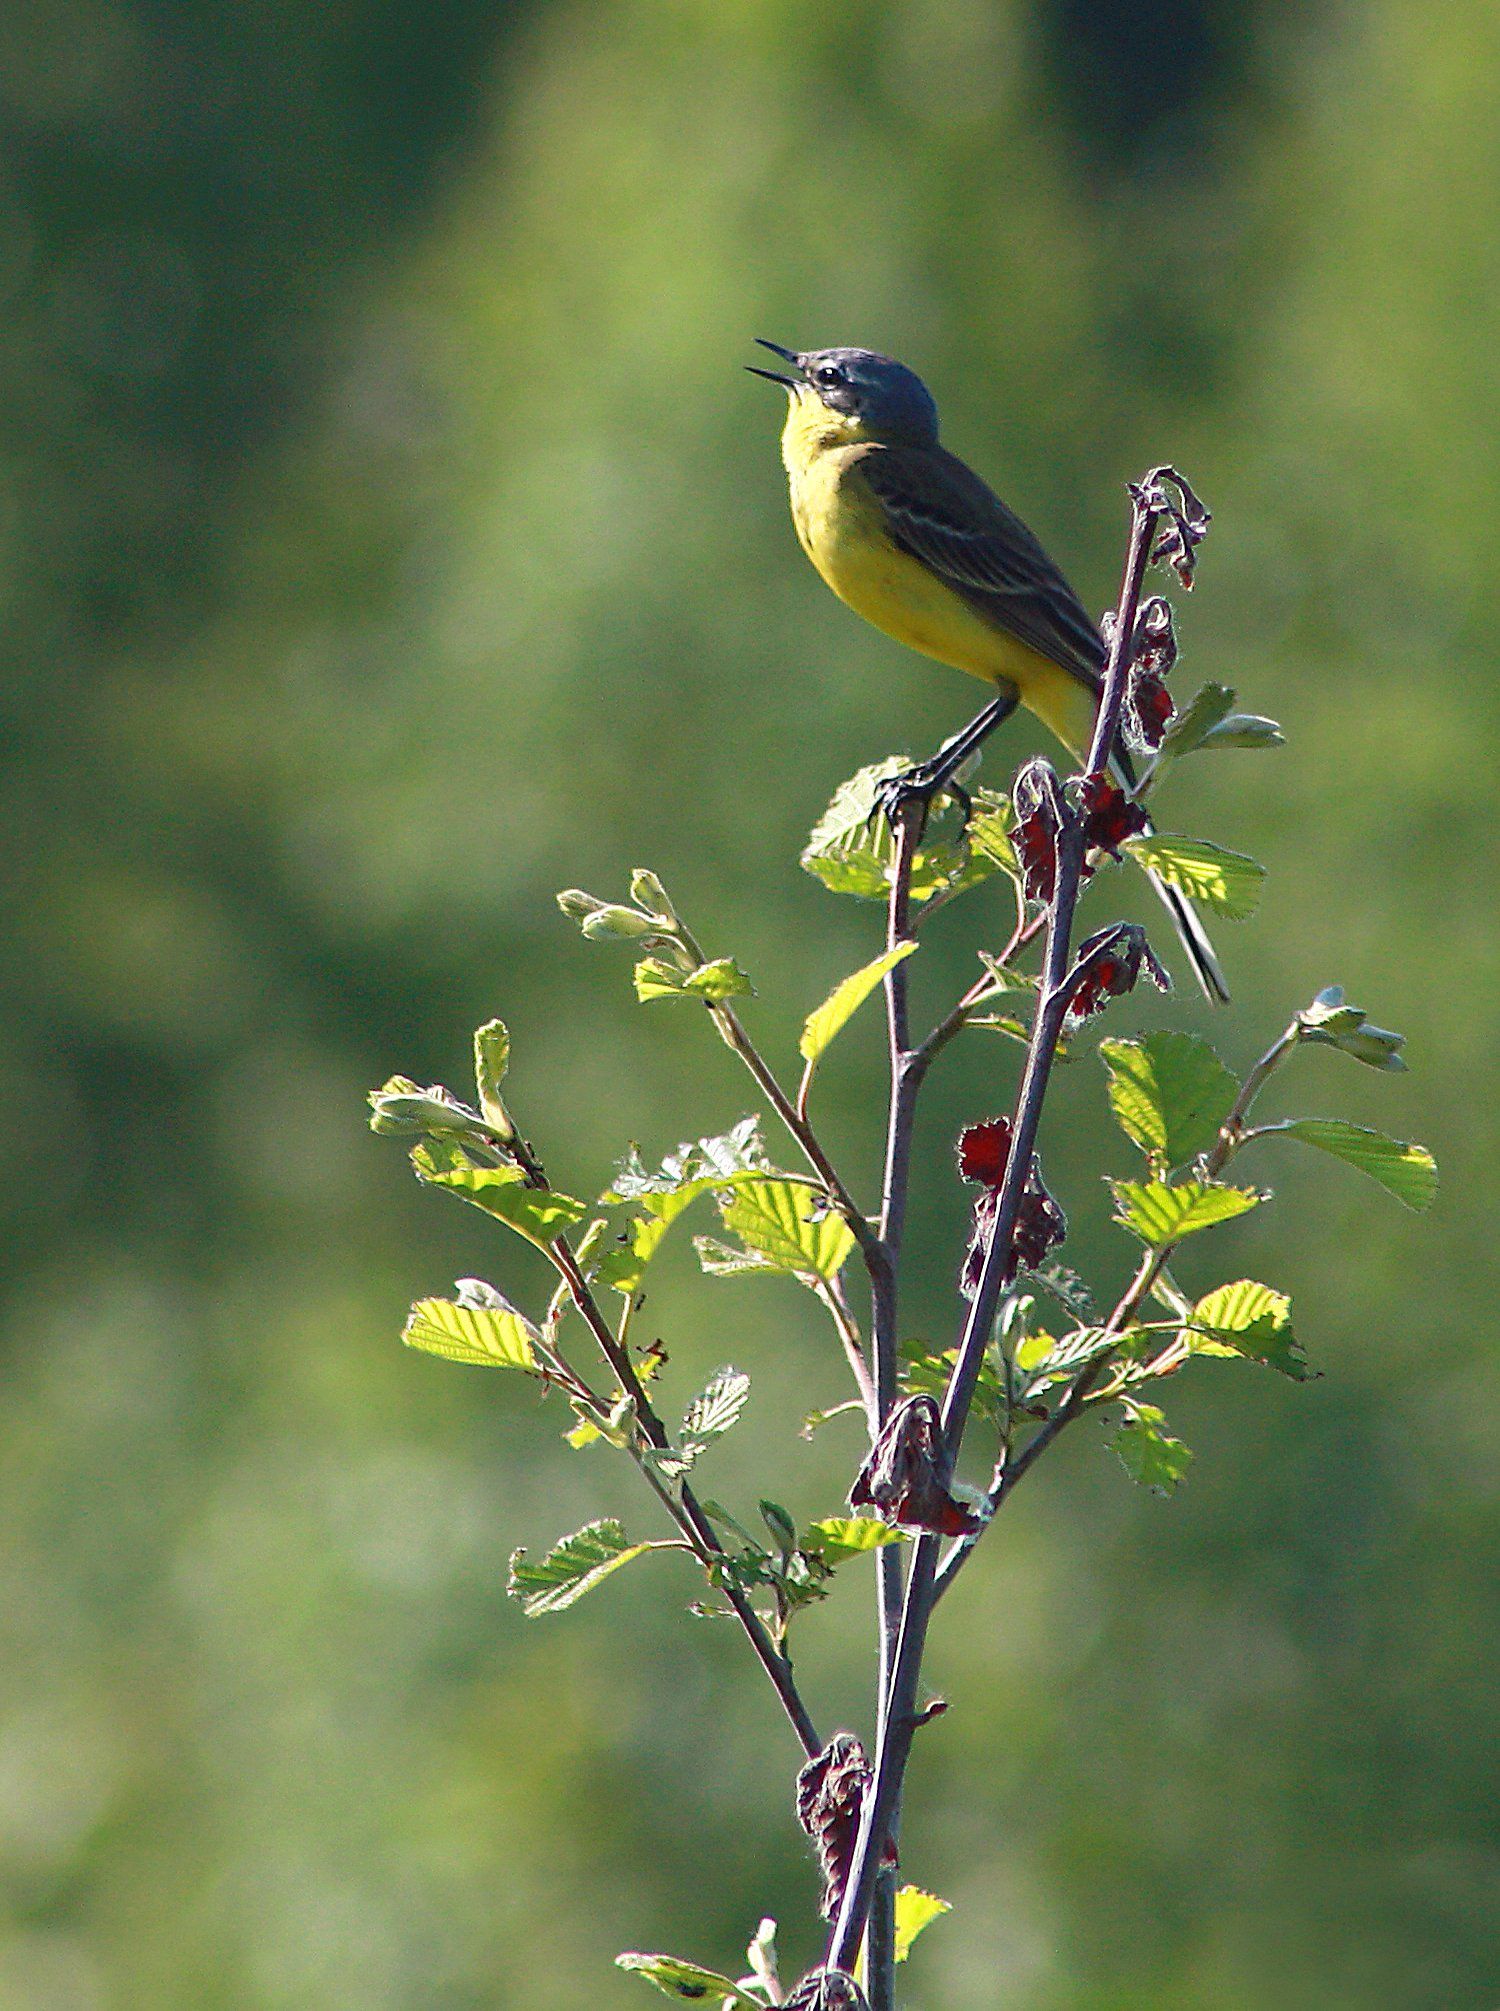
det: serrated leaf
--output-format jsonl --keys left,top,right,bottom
{"left": 901, "top": 1345, "right": 1005, "bottom": 1424}
{"left": 1124, "top": 833, "right": 1266, "bottom": 920}
{"left": 473, "top": 1019, "right": 512, "bottom": 1130}
{"left": 894, "top": 1886, "right": 952, "bottom": 1963}
{"left": 1187, "top": 1279, "right": 1311, "bottom": 1380}
{"left": 410, "top": 1139, "right": 588, "bottom": 1248}
{"left": 1112, "top": 1403, "right": 1193, "bottom": 1493}
{"left": 508, "top": 1519, "right": 660, "bottom": 1617}
{"left": 718, "top": 1179, "right": 855, "bottom": 1280}
{"left": 615, "top": 1952, "right": 760, "bottom": 2008}
{"left": 606, "top": 1120, "right": 768, "bottom": 1202}
{"left": 1157, "top": 681, "right": 1236, "bottom": 758}
{"left": 801, "top": 1517, "right": 906, "bottom": 1565}
{"left": 1099, "top": 1032, "right": 1238, "bottom": 1169}
{"left": 799, "top": 942, "right": 917, "bottom": 1066}
{"left": 1270, "top": 1119, "right": 1437, "bottom": 1210}
{"left": 1110, "top": 1178, "right": 1262, "bottom": 1246}
{"left": 683, "top": 1367, "right": 751, "bottom": 1444}
{"left": 402, "top": 1296, "right": 538, "bottom": 1370}
{"left": 801, "top": 762, "right": 1011, "bottom": 904}
{"left": 684, "top": 957, "right": 754, "bottom": 1001}
{"left": 693, "top": 1234, "right": 779, "bottom": 1278}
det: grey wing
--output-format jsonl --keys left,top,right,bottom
{"left": 858, "top": 445, "right": 1108, "bottom": 691}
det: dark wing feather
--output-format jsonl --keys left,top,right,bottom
{"left": 855, "top": 443, "right": 1108, "bottom": 691}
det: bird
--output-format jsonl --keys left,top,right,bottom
{"left": 749, "top": 340, "right": 1228, "bottom": 1003}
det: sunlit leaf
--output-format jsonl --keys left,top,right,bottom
{"left": 402, "top": 1296, "right": 538, "bottom": 1370}
{"left": 1267, "top": 1118, "right": 1437, "bottom": 1210}
{"left": 683, "top": 1367, "right": 751, "bottom": 1444}
{"left": 693, "top": 1234, "right": 778, "bottom": 1277}
{"left": 799, "top": 941, "right": 917, "bottom": 1066}
{"left": 1156, "top": 680, "right": 1236, "bottom": 758}
{"left": 800, "top": 762, "right": 1012, "bottom": 904}
{"left": 508, "top": 1519, "right": 662, "bottom": 1617}
{"left": 473, "top": 1018, "right": 512, "bottom": 1130}
{"left": 900, "top": 1344, "right": 1004, "bottom": 1423}
{"left": 634, "top": 956, "right": 754, "bottom": 1003}
{"left": 411, "top": 1139, "right": 588, "bottom": 1247}
{"left": 717, "top": 1179, "right": 855, "bottom": 1280}
{"left": 615, "top": 1951, "right": 759, "bottom": 2008}
{"left": 1110, "top": 1178, "right": 1262, "bottom": 1246}
{"left": 801, "top": 1517, "right": 906, "bottom": 1565}
{"left": 1199, "top": 712, "right": 1284, "bottom": 749}
{"left": 1099, "top": 1032, "right": 1238, "bottom": 1168}
{"left": 1124, "top": 833, "right": 1265, "bottom": 919}
{"left": 893, "top": 1886, "right": 952, "bottom": 1963}
{"left": 1112, "top": 1403, "right": 1193, "bottom": 1493}
{"left": 1187, "top": 1278, "right": 1312, "bottom": 1380}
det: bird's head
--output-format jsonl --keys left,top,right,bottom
{"left": 748, "top": 343, "right": 939, "bottom": 446}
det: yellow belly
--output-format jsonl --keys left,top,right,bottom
{"left": 788, "top": 446, "right": 1097, "bottom": 761}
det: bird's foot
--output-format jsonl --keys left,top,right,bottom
{"left": 874, "top": 754, "right": 972, "bottom": 832}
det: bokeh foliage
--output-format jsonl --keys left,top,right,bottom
{"left": 0, "top": 1, "right": 1494, "bottom": 2005}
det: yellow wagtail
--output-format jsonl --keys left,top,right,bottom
{"left": 749, "top": 341, "right": 1228, "bottom": 1003}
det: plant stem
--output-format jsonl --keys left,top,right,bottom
{"left": 548, "top": 1231, "right": 822, "bottom": 1759}
{"left": 710, "top": 998, "right": 882, "bottom": 1266}
{"left": 828, "top": 478, "right": 1165, "bottom": 1977}
{"left": 863, "top": 798, "right": 925, "bottom": 2011}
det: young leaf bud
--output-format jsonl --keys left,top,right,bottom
{"left": 580, "top": 905, "right": 656, "bottom": 941}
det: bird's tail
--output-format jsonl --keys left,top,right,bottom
{"left": 1145, "top": 861, "right": 1230, "bottom": 1005}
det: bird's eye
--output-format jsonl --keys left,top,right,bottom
{"left": 815, "top": 363, "right": 843, "bottom": 388}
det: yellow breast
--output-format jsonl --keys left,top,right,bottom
{"left": 779, "top": 400, "right": 1096, "bottom": 759}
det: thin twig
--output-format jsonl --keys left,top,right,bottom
{"left": 548, "top": 1230, "right": 822, "bottom": 1758}
{"left": 862, "top": 796, "right": 925, "bottom": 2011}
{"left": 828, "top": 480, "right": 1166, "bottom": 1976}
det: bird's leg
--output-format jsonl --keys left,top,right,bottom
{"left": 875, "top": 689, "right": 1019, "bottom": 829}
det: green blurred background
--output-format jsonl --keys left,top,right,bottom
{"left": 2, "top": 0, "right": 1495, "bottom": 2004}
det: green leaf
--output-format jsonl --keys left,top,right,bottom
{"left": 581, "top": 904, "right": 658, "bottom": 941}
{"left": 606, "top": 1120, "right": 768, "bottom": 1201}
{"left": 634, "top": 956, "right": 753, "bottom": 1003}
{"left": 799, "top": 941, "right": 917, "bottom": 1065}
{"left": 1099, "top": 1032, "right": 1238, "bottom": 1169}
{"left": 1112, "top": 1403, "right": 1193, "bottom": 1493}
{"left": 682, "top": 1367, "right": 751, "bottom": 1444}
{"left": 685, "top": 957, "right": 754, "bottom": 1001}
{"left": 1124, "top": 833, "right": 1266, "bottom": 920}
{"left": 901, "top": 1344, "right": 1005, "bottom": 1423}
{"left": 1188, "top": 1279, "right": 1311, "bottom": 1380}
{"left": 693, "top": 1234, "right": 778, "bottom": 1277}
{"left": 631, "top": 957, "right": 694, "bottom": 1000}
{"left": 368, "top": 1077, "right": 490, "bottom": 1142}
{"left": 472, "top": 1018, "right": 511, "bottom": 1124}
{"left": 1110, "top": 1178, "right": 1262, "bottom": 1246}
{"left": 1157, "top": 680, "right": 1236, "bottom": 758}
{"left": 402, "top": 1296, "right": 537, "bottom": 1370}
{"left": 799, "top": 1399, "right": 865, "bottom": 1438}
{"left": 410, "top": 1139, "right": 588, "bottom": 1248}
{"left": 1199, "top": 711, "right": 1284, "bottom": 749}
{"left": 1266, "top": 1118, "right": 1437, "bottom": 1210}
{"left": 629, "top": 868, "right": 678, "bottom": 925}
{"left": 615, "top": 1952, "right": 760, "bottom": 2008}
{"left": 717, "top": 1179, "right": 855, "bottom": 1280}
{"left": 894, "top": 1886, "right": 952, "bottom": 1963}
{"left": 802, "top": 1516, "right": 906, "bottom": 1565}
{"left": 800, "top": 762, "right": 1011, "bottom": 904}
{"left": 1295, "top": 987, "right": 1407, "bottom": 1070}
{"left": 508, "top": 1519, "right": 661, "bottom": 1617}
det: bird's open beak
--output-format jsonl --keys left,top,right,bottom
{"left": 745, "top": 338, "right": 803, "bottom": 389}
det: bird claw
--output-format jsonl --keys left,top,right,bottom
{"left": 874, "top": 759, "right": 971, "bottom": 832}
